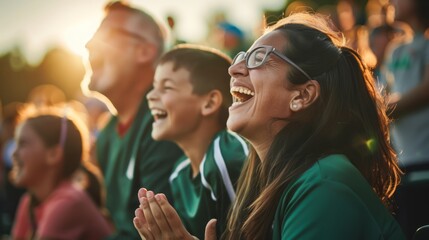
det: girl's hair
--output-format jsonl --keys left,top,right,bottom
{"left": 77, "top": 161, "right": 106, "bottom": 209}
{"left": 17, "top": 104, "right": 88, "bottom": 180}
{"left": 223, "top": 12, "right": 402, "bottom": 240}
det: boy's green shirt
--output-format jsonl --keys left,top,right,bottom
{"left": 169, "top": 130, "right": 248, "bottom": 240}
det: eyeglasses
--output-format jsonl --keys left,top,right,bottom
{"left": 232, "top": 45, "right": 312, "bottom": 80}
{"left": 112, "top": 28, "right": 148, "bottom": 42}
{"left": 93, "top": 27, "right": 149, "bottom": 44}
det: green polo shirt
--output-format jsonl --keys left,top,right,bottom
{"left": 272, "top": 154, "right": 405, "bottom": 240}
{"left": 97, "top": 98, "right": 182, "bottom": 240}
{"left": 169, "top": 130, "right": 248, "bottom": 240}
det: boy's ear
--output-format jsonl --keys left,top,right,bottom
{"left": 201, "top": 90, "right": 223, "bottom": 116}
{"left": 290, "top": 80, "right": 320, "bottom": 112}
{"left": 46, "top": 145, "right": 64, "bottom": 166}
{"left": 136, "top": 43, "right": 157, "bottom": 64}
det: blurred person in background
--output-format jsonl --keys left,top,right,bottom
{"left": 26, "top": 84, "right": 66, "bottom": 108}
{"left": 83, "top": 1, "right": 182, "bottom": 239}
{"left": 0, "top": 102, "right": 26, "bottom": 237}
{"left": 215, "top": 21, "right": 246, "bottom": 58}
{"left": 384, "top": 0, "right": 429, "bottom": 238}
{"left": 365, "top": 0, "right": 412, "bottom": 91}
{"left": 11, "top": 105, "right": 112, "bottom": 240}
{"left": 337, "top": 0, "right": 378, "bottom": 69}
{"left": 206, "top": 12, "right": 248, "bottom": 59}
{"left": 369, "top": 24, "right": 397, "bottom": 87}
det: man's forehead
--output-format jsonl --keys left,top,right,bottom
{"left": 102, "top": 10, "right": 144, "bottom": 30}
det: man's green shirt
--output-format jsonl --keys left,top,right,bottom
{"left": 97, "top": 99, "right": 182, "bottom": 239}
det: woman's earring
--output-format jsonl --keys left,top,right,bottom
{"left": 291, "top": 103, "right": 298, "bottom": 110}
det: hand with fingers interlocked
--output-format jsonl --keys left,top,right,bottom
{"left": 133, "top": 188, "right": 217, "bottom": 240}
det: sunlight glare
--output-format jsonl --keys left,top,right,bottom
{"left": 63, "top": 22, "right": 97, "bottom": 58}
{"left": 365, "top": 138, "right": 377, "bottom": 153}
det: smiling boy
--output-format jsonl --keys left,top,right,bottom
{"left": 141, "top": 44, "right": 248, "bottom": 239}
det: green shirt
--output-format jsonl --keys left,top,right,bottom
{"left": 97, "top": 99, "right": 183, "bottom": 240}
{"left": 272, "top": 154, "right": 405, "bottom": 240}
{"left": 169, "top": 130, "right": 248, "bottom": 239}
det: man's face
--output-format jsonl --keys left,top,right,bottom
{"left": 84, "top": 10, "right": 147, "bottom": 98}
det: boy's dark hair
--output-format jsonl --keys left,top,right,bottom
{"left": 158, "top": 44, "right": 232, "bottom": 127}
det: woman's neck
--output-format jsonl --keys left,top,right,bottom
{"left": 246, "top": 131, "right": 276, "bottom": 163}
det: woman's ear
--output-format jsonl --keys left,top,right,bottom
{"left": 290, "top": 80, "right": 320, "bottom": 112}
{"left": 201, "top": 90, "right": 223, "bottom": 116}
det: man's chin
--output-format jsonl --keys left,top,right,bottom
{"left": 87, "top": 82, "right": 97, "bottom": 92}
{"left": 86, "top": 78, "right": 103, "bottom": 93}
{"left": 81, "top": 73, "right": 98, "bottom": 94}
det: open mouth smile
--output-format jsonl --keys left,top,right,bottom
{"left": 150, "top": 108, "right": 168, "bottom": 121}
{"left": 230, "top": 86, "right": 255, "bottom": 106}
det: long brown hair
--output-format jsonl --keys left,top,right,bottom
{"left": 223, "top": 12, "right": 402, "bottom": 240}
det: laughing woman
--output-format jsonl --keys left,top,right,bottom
{"left": 134, "top": 12, "right": 405, "bottom": 240}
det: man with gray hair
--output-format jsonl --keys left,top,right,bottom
{"left": 84, "top": 2, "right": 182, "bottom": 239}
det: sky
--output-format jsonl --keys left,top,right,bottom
{"left": 0, "top": 0, "right": 285, "bottom": 64}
